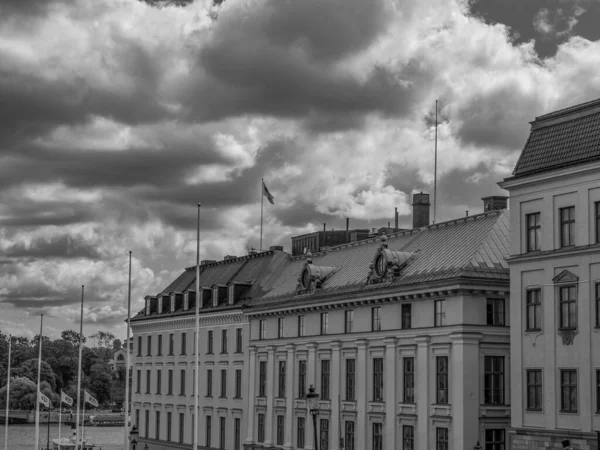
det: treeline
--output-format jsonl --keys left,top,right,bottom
{"left": 0, "top": 330, "right": 125, "bottom": 410}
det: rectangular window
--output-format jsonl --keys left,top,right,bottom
{"left": 166, "top": 411, "right": 171, "bottom": 441}
{"left": 298, "top": 315, "right": 305, "bottom": 336}
{"left": 371, "top": 306, "right": 381, "bottom": 331}
{"left": 179, "top": 413, "right": 185, "bottom": 444}
{"left": 206, "top": 369, "right": 212, "bottom": 397}
{"left": 596, "top": 370, "right": 600, "bottom": 413}
{"left": 136, "top": 370, "right": 141, "bottom": 393}
{"left": 259, "top": 361, "right": 267, "bottom": 397}
{"left": 235, "top": 369, "right": 242, "bottom": 398}
{"left": 320, "top": 418, "right": 329, "bottom": 450}
{"left": 157, "top": 334, "right": 163, "bottom": 356}
{"left": 146, "top": 369, "right": 151, "bottom": 394}
{"left": 596, "top": 201, "right": 600, "bottom": 244}
{"left": 259, "top": 320, "right": 266, "bottom": 340}
{"left": 526, "top": 212, "right": 541, "bottom": 252}
{"left": 168, "top": 333, "right": 174, "bottom": 356}
{"left": 167, "top": 369, "right": 173, "bottom": 395}
{"left": 560, "top": 206, "right": 575, "bottom": 247}
{"left": 485, "top": 429, "right": 505, "bottom": 450}
{"left": 487, "top": 298, "right": 505, "bottom": 326}
{"left": 181, "top": 332, "right": 186, "bottom": 355}
{"left": 436, "top": 356, "right": 448, "bottom": 404}
{"left": 257, "top": 414, "right": 265, "bottom": 443}
{"left": 221, "top": 329, "right": 227, "bottom": 354}
{"left": 144, "top": 410, "right": 149, "bottom": 438}
{"left": 207, "top": 330, "right": 213, "bottom": 354}
{"left": 372, "top": 423, "right": 383, "bottom": 450}
{"left": 345, "top": 310, "right": 354, "bottom": 333}
{"left": 235, "top": 328, "right": 243, "bottom": 353}
{"left": 137, "top": 336, "right": 142, "bottom": 356}
{"left": 135, "top": 409, "right": 140, "bottom": 429}
{"left": 297, "top": 417, "right": 305, "bottom": 449}
{"left": 320, "top": 312, "right": 329, "bottom": 335}
{"left": 321, "top": 359, "right": 330, "bottom": 400}
{"left": 276, "top": 415, "right": 284, "bottom": 445}
{"left": 345, "top": 421, "right": 355, "bottom": 450}
{"left": 402, "top": 304, "right": 412, "bottom": 329}
{"left": 559, "top": 285, "right": 577, "bottom": 329}
{"left": 596, "top": 283, "right": 600, "bottom": 328}
{"left": 155, "top": 411, "right": 160, "bottom": 440}
{"left": 234, "top": 418, "right": 241, "bottom": 450}
{"left": 560, "top": 369, "right": 577, "bottom": 412}
{"left": 179, "top": 369, "right": 186, "bottom": 395}
{"left": 205, "top": 415, "right": 212, "bottom": 447}
{"left": 156, "top": 369, "right": 162, "bottom": 394}
{"left": 373, "top": 358, "right": 384, "bottom": 402}
{"left": 278, "top": 318, "right": 284, "bottom": 338}
{"left": 220, "top": 369, "right": 227, "bottom": 398}
{"left": 484, "top": 356, "right": 505, "bottom": 405}
{"left": 526, "top": 369, "right": 543, "bottom": 410}
{"left": 298, "top": 360, "right": 307, "bottom": 398}
{"left": 525, "top": 289, "right": 542, "bottom": 331}
{"left": 403, "top": 357, "right": 415, "bottom": 403}
{"left": 436, "top": 427, "right": 448, "bottom": 450}
{"left": 434, "top": 300, "right": 446, "bottom": 326}
{"left": 147, "top": 335, "right": 152, "bottom": 356}
{"left": 345, "top": 359, "right": 356, "bottom": 401}
{"left": 278, "top": 361, "right": 286, "bottom": 397}
{"left": 403, "top": 425, "right": 414, "bottom": 450}
{"left": 219, "top": 416, "right": 226, "bottom": 449}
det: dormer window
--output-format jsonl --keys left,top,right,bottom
{"left": 295, "top": 252, "right": 337, "bottom": 294}
{"left": 157, "top": 297, "right": 163, "bottom": 314}
{"left": 212, "top": 287, "right": 219, "bottom": 307}
{"left": 374, "top": 253, "right": 386, "bottom": 278}
{"left": 170, "top": 294, "right": 176, "bottom": 313}
{"left": 367, "top": 235, "right": 415, "bottom": 285}
{"left": 301, "top": 268, "right": 311, "bottom": 290}
{"left": 183, "top": 292, "right": 189, "bottom": 311}
{"left": 145, "top": 299, "right": 151, "bottom": 315}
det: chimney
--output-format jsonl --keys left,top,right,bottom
{"left": 323, "top": 223, "right": 326, "bottom": 232}
{"left": 346, "top": 218, "right": 349, "bottom": 232}
{"left": 224, "top": 255, "right": 237, "bottom": 260}
{"left": 269, "top": 245, "right": 283, "bottom": 251}
{"left": 412, "top": 192, "right": 431, "bottom": 228}
{"left": 395, "top": 207, "right": 398, "bottom": 230}
{"left": 482, "top": 196, "right": 508, "bottom": 212}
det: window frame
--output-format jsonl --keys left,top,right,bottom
{"left": 345, "top": 420, "right": 355, "bottom": 450}
{"left": 559, "top": 206, "right": 575, "bottom": 247}
{"left": 156, "top": 369, "right": 162, "bottom": 395}
{"left": 145, "top": 369, "right": 151, "bottom": 394}
{"left": 484, "top": 356, "right": 505, "bottom": 405}
{"left": 221, "top": 329, "right": 228, "bottom": 354}
{"left": 596, "top": 369, "right": 600, "bottom": 413}
{"left": 436, "top": 356, "right": 449, "bottom": 404}
{"left": 595, "top": 201, "right": 600, "bottom": 244}
{"left": 166, "top": 411, "right": 171, "bottom": 441}
{"left": 486, "top": 298, "right": 505, "bottom": 326}
{"left": 167, "top": 369, "right": 173, "bottom": 395}
{"left": 484, "top": 429, "right": 505, "bottom": 450}
{"left": 235, "top": 328, "right": 243, "bottom": 353}
{"left": 319, "top": 418, "right": 329, "bottom": 450}
{"left": 344, "top": 309, "right": 354, "bottom": 333}
{"left": 403, "top": 357, "right": 415, "bottom": 403}
{"left": 560, "top": 369, "right": 578, "bottom": 413}
{"left": 401, "top": 303, "right": 412, "bottom": 329}
{"left": 321, "top": 359, "right": 330, "bottom": 400}
{"left": 372, "top": 422, "right": 383, "bottom": 450}
{"left": 257, "top": 413, "right": 265, "bottom": 443}
{"left": 179, "top": 369, "right": 186, "bottom": 396}
{"left": 559, "top": 285, "right": 577, "bottom": 330}
{"left": 276, "top": 415, "right": 285, "bottom": 446}
{"left": 259, "top": 361, "right": 267, "bottom": 397}
{"left": 402, "top": 425, "right": 414, "bottom": 450}
{"left": 278, "top": 361, "right": 286, "bottom": 398}
{"left": 371, "top": 306, "right": 382, "bottom": 331}
{"left": 525, "top": 289, "right": 542, "bottom": 331}
{"left": 595, "top": 283, "right": 600, "bottom": 329}
{"left": 298, "top": 315, "right": 306, "bottom": 337}
{"left": 320, "top": 312, "right": 329, "bottom": 335}
{"left": 146, "top": 335, "right": 152, "bottom": 357}
{"left": 278, "top": 318, "right": 284, "bottom": 338}
{"left": 526, "top": 369, "right": 543, "bottom": 411}
{"left": 373, "top": 357, "right": 384, "bottom": 402}
{"left": 434, "top": 300, "right": 446, "bottom": 327}
{"left": 259, "top": 320, "right": 266, "bottom": 340}
{"left": 168, "top": 333, "right": 174, "bottom": 356}
{"left": 298, "top": 360, "right": 307, "bottom": 398}
{"left": 206, "top": 415, "right": 212, "bottom": 447}
{"left": 180, "top": 332, "right": 186, "bottom": 356}
{"left": 436, "top": 427, "right": 448, "bottom": 450}
{"left": 207, "top": 330, "right": 213, "bottom": 354}
{"left": 345, "top": 358, "right": 356, "bottom": 401}
{"left": 206, "top": 369, "right": 212, "bottom": 397}
{"left": 526, "top": 212, "right": 541, "bottom": 252}
{"left": 220, "top": 369, "right": 227, "bottom": 398}
{"left": 297, "top": 417, "right": 305, "bottom": 449}
{"left": 219, "top": 416, "right": 226, "bottom": 449}
{"left": 157, "top": 334, "right": 163, "bottom": 356}
{"left": 235, "top": 369, "right": 242, "bottom": 399}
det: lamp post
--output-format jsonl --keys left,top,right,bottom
{"left": 306, "top": 385, "right": 320, "bottom": 450}
{"left": 474, "top": 441, "right": 482, "bottom": 450}
{"left": 129, "top": 425, "right": 139, "bottom": 450}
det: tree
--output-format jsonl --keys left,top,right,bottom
{"left": 12, "top": 359, "right": 57, "bottom": 391}
{"left": 0, "top": 377, "right": 57, "bottom": 410}
{"left": 113, "top": 339, "right": 122, "bottom": 351}
{"left": 89, "top": 362, "right": 113, "bottom": 405}
{"left": 89, "top": 331, "right": 116, "bottom": 349}
{"left": 60, "top": 330, "right": 85, "bottom": 346}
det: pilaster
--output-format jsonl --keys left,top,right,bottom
{"left": 356, "top": 339, "right": 368, "bottom": 450}
{"left": 245, "top": 346, "right": 257, "bottom": 444}
{"left": 330, "top": 341, "right": 342, "bottom": 450}
{"left": 415, "top": 335, "right": 430, "bottom": 450}
{"left": 265, "top": 345, "right": 275, "bottom": 446}
{"left": 384, "top": 336, "right": 397, "bottom": 450}
{"left": 284, "top": 344, "right": 295, "bottom": 450}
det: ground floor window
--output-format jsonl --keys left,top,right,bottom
{"left": 485, "top": 429, "right": 505, "bottom": 450}
{"left": 297, "top": 417, "right": 305, "bottom": 449}
{"left": 436, "top": 427, "right": 448, "bottom": 450}
{"left": 372, "top": 423, "right": 383, "bottom": 450}
{"left": 320, "top": 418, "right": 329, "bottom": 450}
{"left": 402, "top": 425, "right": 414, "bottom": 450}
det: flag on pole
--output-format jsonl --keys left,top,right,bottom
{"left": 84, "top": 390, "right": 98, "bottom": 408}
{"left": 38, "top": 391, "right": 50, "bottom": 408}
{"left": 262, "top": 180, "right": 275, "bottom": 205}
{"left": 61, "top": 391, "right": 73, "bottom": 406}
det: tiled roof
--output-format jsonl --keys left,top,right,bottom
{"left": 513, "top": 99, "right": 600, "bottom": 178}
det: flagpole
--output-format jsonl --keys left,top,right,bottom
{"left": 82, "top": 393, "right": 86, "bottom": 445}
{"left": 124, "top": 251, "right": 132, "bottom": 450}
{"left": 34, "top": 314, "right": 43, "bottom": 450}
{"left": 58, "top": 395, "right": 62, "bottom": 445}
{"left": 194, "top": 203, "right": 201, "bottom": 450}
{"left": 260, "top": 179, "right": 264, "bottom": 251}
{"left": 4, "top": 335, "right": 11, "bottom": 450}
{"left": 75, "top": 286, "right": 84, "bottom": 450}
{"left": 46, "top": 403, "right": 50, "bottom": 450}
{"left": 433, "top": 99, "right": 438, "bottom": 224}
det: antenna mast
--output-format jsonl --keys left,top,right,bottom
{"left": 433, "top": 100, "right": 438, "bottom": 224}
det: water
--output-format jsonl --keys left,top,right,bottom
{"left": 0, "top": 423, "right": 127, "bottom": 450}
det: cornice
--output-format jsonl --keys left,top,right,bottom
{"left": 507, "top": 244, "right": 600, "bottom": 264}
{"left": 131, "top": 312, "right": 247, "bottom": 332}
{"left": 500, "top": 160, "right": 600, "bottom": 189}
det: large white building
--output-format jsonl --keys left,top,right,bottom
{"left": 499, "top": 98, "right": 600, "bottom": 450}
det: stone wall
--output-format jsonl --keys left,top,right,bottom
{"left": 510, "top": 428, "right": 599, "bottom": 450}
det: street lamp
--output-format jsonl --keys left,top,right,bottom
{"left": 129, "top": 425, "right": 139, "bottom": 450}
{"left": 306, "top": 385, "right": 320, "bottom": 450}
{"left": 474, "top": 441, "right": 482, "bottom": 450}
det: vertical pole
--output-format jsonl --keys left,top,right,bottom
{"left": 75, "top": 286, "right": 84, "bottom": 450}
{"left": 433, "top": 99, "right": 438, "bottom": 224}
{"left": 312, "top": 414, "right": 319, "bottom": 450}
{"left": 34, "top": 314, "right": 43, "bottom": 450}
{"left": 260, "top": 179, "right": 264, "bottom": 252}
{"left": 194, "top": 203, "right": 201, "bottom": 450}
{"left": 46, "top": 404, "right": 50, "bottom": 450}
{"left": 81, "top": 395, "right": 86, "bottom": 444}
{"left": 124, "top": 251, "right": 132, "bottom": 450}
{"left": 4, "top": 335, "right": 11, "bottom": 450}
{"left": 58, "top": 399, "right": 62, "bottom": 445}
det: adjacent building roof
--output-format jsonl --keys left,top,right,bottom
{"left": 512, "top": 98, "right": 600, "bottom": 178}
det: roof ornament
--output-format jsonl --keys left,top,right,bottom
{"left": 367, "top": 237, "right": 415, "bottom": 285}
{"left": 296, "top": 255, "right": 338, "bottom": 295}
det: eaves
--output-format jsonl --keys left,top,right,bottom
{"left": 506, "top": 243, "right": 600, "bottom": 264}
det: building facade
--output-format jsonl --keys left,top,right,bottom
{"left": 500, "top": 99, "right": 600, "bottom": 449}
{"left": 243, "top": 202, "right": 512, "bottom": 450}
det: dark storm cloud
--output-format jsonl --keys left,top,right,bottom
{"left": 0, "top": 0, "right": 73, "bottom": 16}
{"left": 385, "top": 163, "right": 428, "bottom": 194}
{"left": 3, "top": 234, "right": 103, "bottom": 259}
{"left": 0, "top": 203, "right": 94, "bottom": 227}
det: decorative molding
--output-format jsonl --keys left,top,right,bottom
{"left": 131, "top": 312, "right": 248, "bottom": 333}
{"left": 558, "top": 328, "right": 578, "bottom": 345}
{"left": 367, "top": 235, "right": 417, "bottom": 285}
{"left": 553, "top": 270, "right": 579, "bottom": 284}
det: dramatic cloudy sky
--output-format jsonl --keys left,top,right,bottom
{"left": 1, "top": 0, "right": 599, "bottom": 340}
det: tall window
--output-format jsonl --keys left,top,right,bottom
{"left": 321, "top": 360, "right": 330, "bottom": 400}
{"left": 179, "top": 413, "right": 185, "bottom": 444}
{"left": 144, "top": 410, "right": 149, "bottom": 438}
{"left": 345, "top": 421, "right": 355, "bottom": 450}
{"left": 257, "top": 414, "right": 265, "bottom": 443}
{"left": 560, "top": 369, "right": 577, "bottom": 412}
{"left": 136, "top": 370, "right": 141, "bottom": 393}
{"left": 205, "top": 415, "right": 212, "bottom": 447}
{"left": 596, "top": 283, "right": 600, "bottom": 328}
{"left": 180, "top": 332, "right": 186, "bottom": 355}
{"left": 434, "top": 300, "right": 446, "bottom": 326}
{"left": 135, "top": 409, "right": 140, "bottom": 429}
{"left": 297, "top": 417, "right": 305, "bottom": 449}
{"left": 278, "top": 318, "right": 284, "bottom": 338}
{"left": 345, "top": 359, "right": 355, "bottom": 401}
{"left": 372, "top": 423, "right": 383, "bottom": 450}
{"left": 219, "top": 417, "right": 226, "bottom": 449}
{"left": 298, "top": 360, "right": 307, "bottom": 398}
{"left": 220, "top": 369, "right": 227, "bottom": 397}
{"left": 373, "top": 358, "right": 384, "bottom": 402}
{"left": 206, "top": 369, "right": 212, "bottom": 397}
{"left": 221, "top": 329, "right": 228, "bottom": 353}
{"left": 234, "top": 418, "right": 241, "bottom": 450}
{"left": 278, "top": 361, "right": 286, "bottom": 397}
{"left": 207, "top": 330, "right": 213, "bottom": 354}
{"left": 276, "top": 415, "right": 285, "bottom": 445}
{"left": 235, "top": 369, "right": 242, "bottom": 398}
{"left": 436, "top": 427, "right": 448, "bottom": 450}
{"left": 146, "top": 370, "right": 151, "bottom": 394}
{"left": 147, "top": 335, "right": 152, "bottom": 356}
{"left": 596, "top": 370, "right": 600, "bottom": 413}
{"left": 259, "top": 361, "right": 267, "bottom": 397}
{"left": 403, "top": 357, "right": 415, "bottom": 403}
{"left": 298, "top": 315, "right": 306, "bottom": 336}
{"left": 168, "top": 333, "right": 174, "bottom": 355}
{"left": 166, "top": 411, "right": 171, "bottom": 441}
{"left": 156, "top": 369, "right": 162, "bottom": 394}
{"left": 526, "top": 289, "right": 541, "bottom": 331}
{"left": 403, "top": 425, "right": 414, "bottom": 450}
{"left": 436, "top": 356, "right": 448, "bottom": 404}
{"left": 485, "top": 429, "right": 505, "bottom": 450}
{"left": 235, "top": 328, "right": 243, "bottom": 353}
{"left": 526, "top": 212, "right": 541, "bottom": 252}
{"left": 180, "top": 369, "right": 186, "bottom": 395}
{"left": 259, "top": 320, "right": 266, "bottom": 340}
{"left": 157, "top": 334, "right": 163, "bottom": 356}
{"left": 484, "top": 356, "right": 505, "bottom": 404}
{"left": 560, "top": 206, "right": 575, "bottom": 247}
{"left": 402, "top": 304, "right": 412, "bottom": 329}
{"left": 487, "top": 298, "right": 505, "bottom": 326}
{"left": 137, "top": 336, "right": 142, "bottom": 356}
{"left": 371, "top": 306, "right": 381, "bottom": 331}
{"left": 155, "top": 411, "right": 160, "bottom": 440}
{"left": 167, "top": 369, "right": 173, "bottom": 395}
{"left": 320, "top": 313, "right": 329, "bottom": 335}
{"left": 559, "top": 285, "right": 577, "bottom": 329}
{"left": 320, "top": 418, "right": 329, "bottom": 450}
{"left": 596, "top": 201, "right": 600, "bottom": 243}
{"left": 526, "top": 369, "right": 542, "bottom": 410}
{"left": 345, "top": 310, "right": 354, "bottom": 333}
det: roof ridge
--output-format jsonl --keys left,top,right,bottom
{"left": 536, "top": 97, "right": 600, "bottom": 121}
{"left": 183, "top": 250, "right": 275, "bottom": 271}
